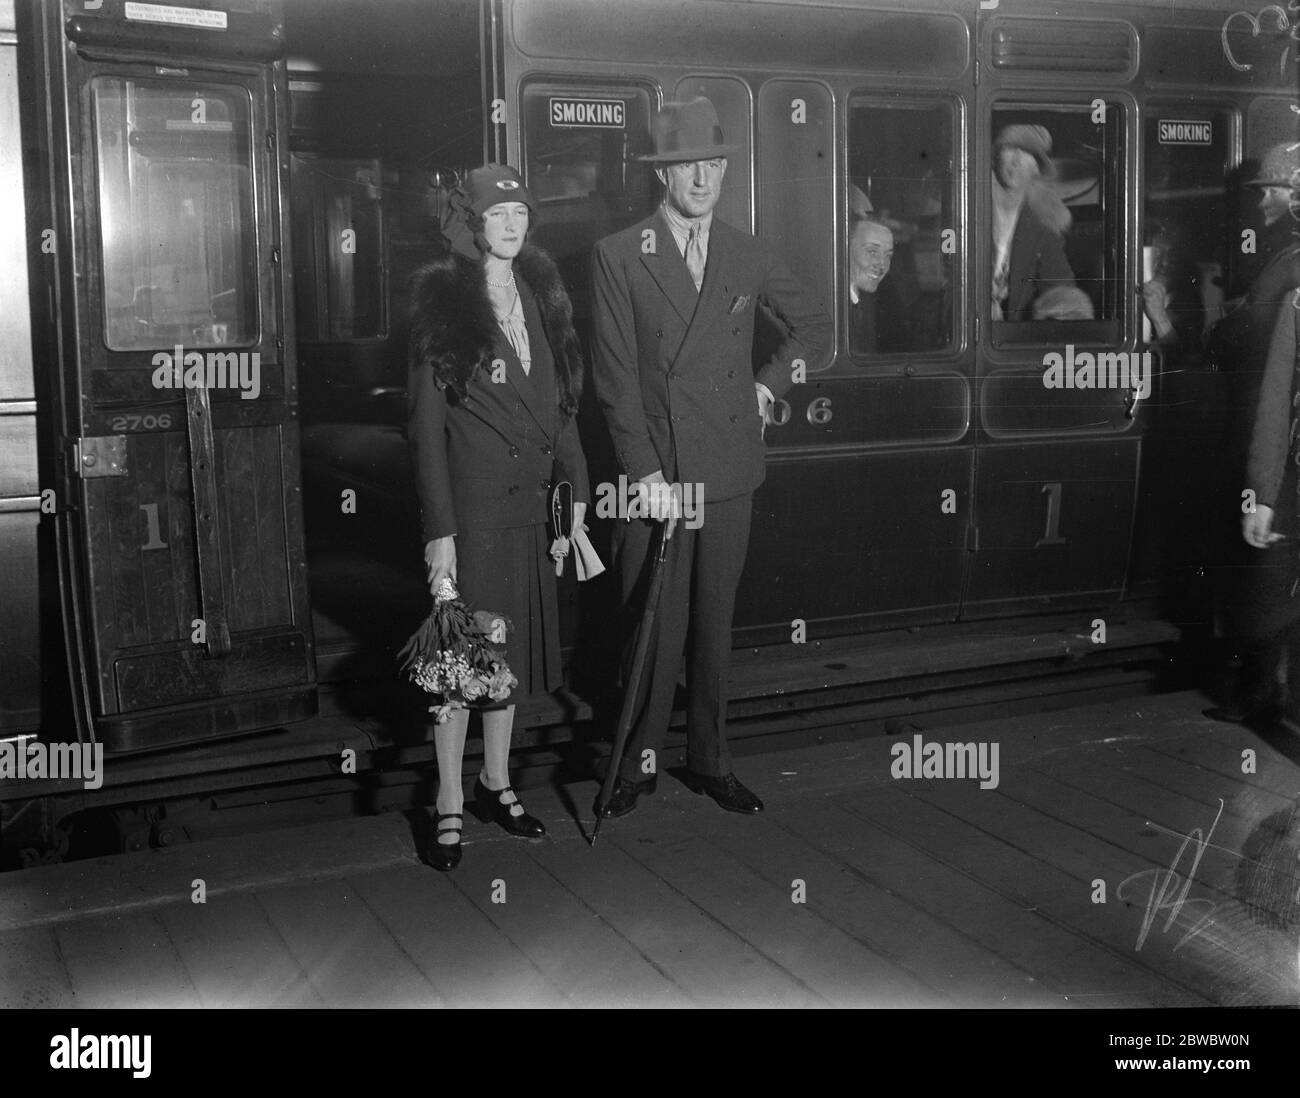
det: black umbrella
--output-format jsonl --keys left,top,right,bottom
{"left": 591, "top": 518, "right": 674, "bottom": 845}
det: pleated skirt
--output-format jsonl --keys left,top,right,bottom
{"left": 454, "top": 521, "right": 562, "bottom": 702}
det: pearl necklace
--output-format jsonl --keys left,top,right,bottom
{"left": 486, "top": 271, "right": 515, "bottom": 288}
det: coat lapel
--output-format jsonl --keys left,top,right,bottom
{"left": 493, "top": 308, "right": 551, "bottom": 438}
{"left": 639, "top": 210, "right": 700, "bottom": 328}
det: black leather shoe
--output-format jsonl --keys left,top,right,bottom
{"left": 473, "top": 777, "right": 545, "bottom": 838}
{"left": 683, "top": 771, "right": 764, "bottom": 814}
{"left": 593, "top": 775, "right": 657, "bottom": 819}
{"left": 429, "top": 812, "right": 463, "bottom": 872}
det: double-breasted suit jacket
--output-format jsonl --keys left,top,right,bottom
{"left": 590, "top": 208, "right": 830, "bottom": 778}
{"left": 407, "top": 244, "right": 589, "bottom": 695}
{"left": 590, "top": 210, "right": 829, "bottom": 501}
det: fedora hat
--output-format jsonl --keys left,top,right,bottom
{"left": 640, "top": 97, "right": 738, "bottom": 163}
{"left": 1247, "top": 143, "right": 1300, "bottom": 189}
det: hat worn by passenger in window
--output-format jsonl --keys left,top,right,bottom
{"left": 640, "top": 97, "right": 739, "bottom": 163}
{"left": 994, "top": 124, "right": 1054, "bottom": 176}
{"left": 442, "top": 164, "right": 538, "bottom": 260}
{"left": 1247, "top": 143, "right": 1300, "bottom": 190}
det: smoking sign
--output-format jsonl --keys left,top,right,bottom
{"left": 549, "top": 98, "right": 625, "bottom": 128}
{"left": 1157, "top": 120, "right": 1212, "bottom": 146}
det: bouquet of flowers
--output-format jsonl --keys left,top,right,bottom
{"left": 398, "top": 578, "right": 518, "bottom": 723}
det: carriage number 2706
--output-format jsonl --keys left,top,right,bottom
{"left": 110, "top": 413, "right": 173, "bottom": 432}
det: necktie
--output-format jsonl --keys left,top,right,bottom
{"left": 686, "top": 223, "right": 705, "bottom": 292}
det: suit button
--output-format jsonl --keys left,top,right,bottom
{"left": 508, "top": 485, "right": 519, "bottom": 495}
{"left": 732, "top": 327, "right": 740, "bottom": 335}
{"left": 541, "top": 445, "right": 552, "bottom": 455}
{"left": 729, "top": 414, "right": 738, "bottom": 423}
{"left": 540, "top": 479, "right": 549, "bottom": 489}
{"left": 656, "top": 330, "right": 663, "bottom": 338}
{"left": 728, "top": 370, "right": 736, "bottom": 378}
{"left": 509, "top": 446, "right": 520, "bottom": 458}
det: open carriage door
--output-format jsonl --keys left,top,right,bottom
{"left": 38, "top": 0, "right": 314, "bottom": 752}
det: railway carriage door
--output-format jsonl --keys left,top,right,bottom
{"left": 965, "top": 10, "right": 1143, "bottom": 614}
{"left": 38, "top": 1, "right": 314, "bottom": 751}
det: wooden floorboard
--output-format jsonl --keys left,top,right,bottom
{"left": 902, "top": 775, "right": 1246, "bottom": 1004}
{"left": 844, "top": 786, "right": 1209, "bottom": 1006}
{"left": 348, "top": 863, "right": 567, "bottom": 1008}
{"left": 683, "top": 806, "right": 1062, "bottom": 1007}
{"left": 254, "top": 879, "right": 442, "bottom": 1007}
{"left": 447, "top": 846, "right": 689, "bottom": 1007}
{"left": 782, "top": 799, "right": 1180, "bottom": 1007}
{"left": 158, "top": 891, "right": 323, "bottom": 1008}
{"left": 0, "top": 925, "right": 75, "bottom": 1008}
{"left": 609, "top": 823, "right": 936, "bottom": 1007}
{"left": 54, "top": 907, "right": 202, "bottom": 1008}
{"left": 528, "top": 834, "right": 820, "bottom": 1007}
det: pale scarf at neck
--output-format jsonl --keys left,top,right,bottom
{"left": 490, "top": 273, "right": 531, "bottom": 375}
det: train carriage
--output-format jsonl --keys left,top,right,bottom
{"left": 0, "top": 0, "right": 1296, "bottom": 861}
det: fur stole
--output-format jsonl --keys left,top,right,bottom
{"left": 1023, "top": 178, "right": 1072, "bottom": 237}
{"left": 408, "top": 243, "right": 583, "bottom": 419}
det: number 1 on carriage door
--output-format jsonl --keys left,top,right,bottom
{"left": 1036, "top": 483, "right": 1066, "bottom": 548}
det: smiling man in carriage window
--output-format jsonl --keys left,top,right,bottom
{"left": 589, "top": 97, "right": 831, "bottom": 820}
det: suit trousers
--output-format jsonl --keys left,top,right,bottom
{"left": 613, "top": 492, "right": 752, "bottom": 781}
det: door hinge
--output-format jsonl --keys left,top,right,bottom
{"left": 74, "top": 436, "right": 129, "bottom": 478}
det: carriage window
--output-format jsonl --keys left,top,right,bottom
{"left": 93, "top": 78, "right": 257, "bottom": 352}
{"left": 521, "top": 82, "right": 655, "bottom": 321}
{"left": 989, "top": 103, "right": 1123, "bottom": 343}
{"left": 757, "top": 80, "right": 834, "bottom": 371}
{"left": 846, "top": 97, "right": 958, "bottom": 358}
{"left": 290, "top": 157, "right": 386, "bottom": 342}
{"left": 1142, "top": 108, "right": 1234, "bottom": 353}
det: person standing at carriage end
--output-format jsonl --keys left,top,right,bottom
{"left": 590, "top": 97, "right": 831, "bottom": 818}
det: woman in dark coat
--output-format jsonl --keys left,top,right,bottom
{"left": 407, "top": 165, "right": 590, "bottom": 870}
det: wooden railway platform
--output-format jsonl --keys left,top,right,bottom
{"left": 2, "top": 690, "right": 1298, "bottom": 1009}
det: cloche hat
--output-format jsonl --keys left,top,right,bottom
{"left": 442, "top": 164, "right": 537, "bottom": 260}
{"left": 994, "top": 124, "right": 1054, "bottom": 175}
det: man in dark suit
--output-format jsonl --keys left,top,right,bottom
{"left": 590, "top": 98, "right": 831, "bottom": 817}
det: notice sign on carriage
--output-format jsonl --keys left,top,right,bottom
{"left": 549, "top": 98, "right": 626, "bottom": 128}
{"left": 1157, "top": 119, "right": 1212, "bottom": 146}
